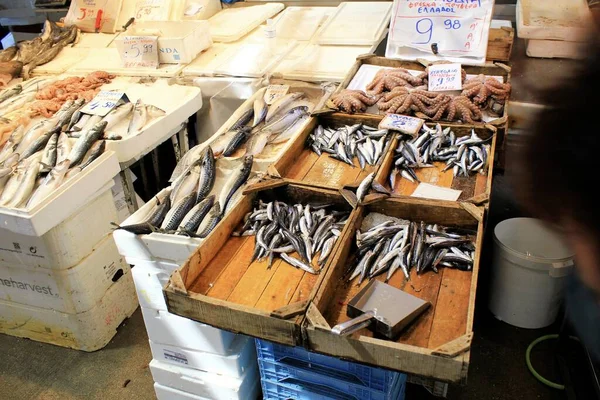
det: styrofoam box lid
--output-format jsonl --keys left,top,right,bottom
{"left": 274, "top": 43, "right": 373, "bottom": 82}
{"left": 71, "top": 48, "right": 185, "bottom": 77}
{"left": 0, "top": 151, "right": 119, "bottom": 236}
{"left": 32, "top": 48, "right": 90, "bottom": 76}
{"left": 208, "top": 3, "right": 284, "bottom": 42}
{"left": 272, "top": 6, "right": 336, "bottom": 41}
{"left": 126, "top": 20, "right": 209, "bottom": 39}
{"left": 150, "top": 359, "right": 251, "bottom": 390}
{"left": 314, "top": 1, "right": 392, "bottom": 46}
{"left": 516, "top": 0, "right": 592, "bottom": 41}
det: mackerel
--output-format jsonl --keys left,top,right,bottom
{"left": 160, "top": 193, "right": 196, "bottom": 231}
{"left": 178, "top": 195, "right": 215, "bottom": 233}
{"left": 218, "top": 155, "right": 252, "bottom": 214}
{"left": 197, "top": 202, "right": 222, "bottom": 238}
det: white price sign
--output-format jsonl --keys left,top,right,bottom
{"left": 81, "top": 91, "right": 127, "bottom": 116}
{"left": 379, "top": 113, "right": 424, "bottom": 136}
{"left": 387, "top": 0, "right": 494, "bottom": 63}
{"left": 264, "top": 85, "right": 290, "bottom": 105}
{"left": 428, "top": 63, "right": 462, "bottom": 91}
{"left": 117, "top": 35, "right": 159, "bottom": 68}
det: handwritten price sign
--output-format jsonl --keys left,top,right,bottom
{"left": 379, "top": 113, "right": 424, "bottom": 136}
{"left": 116, "top": 36, "right": 159, "bottom": 69}
{"left": 264, "top": 85, "right": 290, "bottom": 105}
{"left": 81, "top": 91, "right": 127, "bottom": 116}
{"left": 428, "top": 63, "right": 462, "bottom": 91}
{"left": 387, "top": 0, "right": 494, "bottom": 63}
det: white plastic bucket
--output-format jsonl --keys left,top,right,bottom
{"left": 489, "top": 218, "right": 574, "bottom": 329}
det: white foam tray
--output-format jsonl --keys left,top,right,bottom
{"left": 0, "top": 151, "right": 119, "bottom": 236}
{"left": 149, "top": 335, "right": 256, "bottom": 377}
{"left": 0, "top": 271, "right": 137, "bottom": 351}
{"left": 314, "top": 1, "right": 392, "bottom": 46}
{"left": 152, "top": 361, "right": 259, "bottom": 400}
{"left": 182, "top": 26, "right": 296, "bottom": 78}
{"left": 100, "top": 77, "right": 203, "bottom": 165}
{"left": 0, "top": 189, "right": 116, "bottom": 269}
{"left": 273, "top": 43, "right": 374, "bottom": 83}
{"left": 31, "top": 47, "right": 91, "bottom": 76}
{"left": 208, "top": 3, "right": 284, "bottom": 42}
{"left": 73, "top": 32, "right": 119, "bottom": 48}
{"left": 141, "top": 306, "right": 237, "bottom": 355}
{"left": 271, "top": 6, "right": 336, "bottom": 41}
{"left": 70, "top": 48, "right": 185, "bottom": 77}
{"left": 516, "top": 0, "right": 592, "bottom": 41}
{"left": 0, "top": 235, "right": 129, "bottom": 314}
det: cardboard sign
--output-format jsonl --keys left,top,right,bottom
{"left": 264, "top": 85, "right": 290, "bottom": 105}
{"left": 387, "top": 0, "right": 494, "bottom": 63}
{"left": 81, "top": 91, "right": 127, "bottom": 117}
{"left": 116, "top": 35, "right": 159, "bottom": 68}
{"left": 379, "top": 113, "right": 424, "bottom": 136}
{"left": 428, "top": 63, "right": 462, "bottom": 91}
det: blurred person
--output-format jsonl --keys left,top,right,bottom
{"left": 517, "top": 42, "right": 600, "bottom": 360}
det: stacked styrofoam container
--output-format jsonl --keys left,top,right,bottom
{"left": 0, "top": 179, "right": 138, "bottom": 351}
{"left": 256, "top": 339, "right": 407, "bottom": 400}
{"left": 128, "top": 258, "right": 260, "bottom": 400}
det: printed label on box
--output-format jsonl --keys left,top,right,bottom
{"left": 163, "top": 349, "right": 189, "bottom": 365}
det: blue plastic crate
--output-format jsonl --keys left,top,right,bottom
{"left": 255, "top": 339, "right": 403, "bottom": 392}
{"left": 261, "top": 377, "right": 406, "bottom": 400}
{"left": 258, "top": 357, "right": 405, "bottom": 400}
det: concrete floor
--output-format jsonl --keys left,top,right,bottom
{"left": 0, "top": 176, "right": 594, "bottom": 400}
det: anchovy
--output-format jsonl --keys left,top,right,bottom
{"left": 280, "top": 253, "right": 318, "bottom": 274}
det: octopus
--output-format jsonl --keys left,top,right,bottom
{"left": 377, "top": 87, "right": 448, "bottom": 116}
{"left": 461, "top": 74, "right": 511, "bottom": 104}
{"left": 330, "top": 89, "right": 379, "bottom": 113}
{"left": 366, "top": 68, "right": 423, "bottom": 95}
{"left": 440, "top": 95, "right": 482, "bottom": 123}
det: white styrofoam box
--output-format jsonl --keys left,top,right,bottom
{"left": 516, "top": 0, "right": 592, "bottom": 42}
{"left": 314, "top": 2, "right": 392, "bottom": 46}
{"left": 0, "top": 271, "right": 138, "bottom": 351}
{"left": 149, "top": 335, "right": 257, "bottom": 377}
{"left": 118, "top": 21, "right": 212, "bottom": 64}
{"left": 181, "top": 0, "right": 222, "bottom": 20}
{"left": 0, "top": 151, "right": 119, "bottom": 236}
{"left": 208, "top": 3, "right": 284, "bottom": 43}
{"left": 132, "top": 259, "right": 180, "bottom": 311}
{"left": 141, "top": 306, "right": 236, "bottom": 354}
{"left": 525, "top": 39, "right": 587, "bottom": 59}
{"left": 0, "top": 187, "right": 117, "bottom": 269}
{"left": 100, "top": 78, "right": 202, "bottom": 165}
{"left": 0, "top": 234, "right": 129, "bottom": 314}
{"left": 154, "top": 383, "right": 206, "bottom": 400}
{"left": 151, "top": 360, "right": 259, "bottom": 400}
{"left": 71, "top": 48, "right": 185, "bottom": 77}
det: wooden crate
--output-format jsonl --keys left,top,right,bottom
{"left": 269, "top": 113, "right": 392, "bottom": 191}
{"left": 326, "top": 55, "right": 511, "bottom": 129}
{"left": 303, "top": 197, "right": 484, "bottom": 383}
{"left": 372, "top": 124, "right": 496, "bottom": 205}
{"left": 164, "top": 181, "right": 354, "bottom": 347}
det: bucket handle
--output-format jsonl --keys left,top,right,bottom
{"left": 549, "top": 259, "right": 574, "bottom": 278}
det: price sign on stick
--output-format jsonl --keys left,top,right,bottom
{"left": 387, "top": 0, "right": 494, "bottom": 64}
{"left": 428, "top": 63, "right": 462, "bottom": 91}
{"left": 116, "top": 36, "right": 159, "bottom": 68}
{"left": 264, "top": 85, "right": 290, "bottom": 105}
{"left": 379, "top": 114, "right": 424, "bottom": 136}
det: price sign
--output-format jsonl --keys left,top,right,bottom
{"left": 264, "top": 85, "right": 290, "bottom": 105}
{"left": 379, "top": 114, "right": 424, "bottom": 136}
{"left": 387, "top": 0, "right": 494, "bottom": 62}
{"left": 428, "top": 63, "right": 462, "bottom": 91}
{"left": 81, "top": 91, "right": 128, "bottom": 116}
{"left": 116, "top": 35, "right": 159, "bottom": 69}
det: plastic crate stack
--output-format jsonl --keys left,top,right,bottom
{"left": 255, "top": 339, "right": 407, "bottom": 400}
{"left": 126, "top": 258, "right": 260, "bottom": 400}
{"left": 0, "top": 177, "right": 138, "bottom": 352}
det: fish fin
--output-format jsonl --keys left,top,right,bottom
{"left": 110, "top": 222, "right": 121, "bottom": 230}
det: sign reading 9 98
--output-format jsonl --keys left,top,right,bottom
{"left": 388, "top": 0, "right": 494, "bottom": 59}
